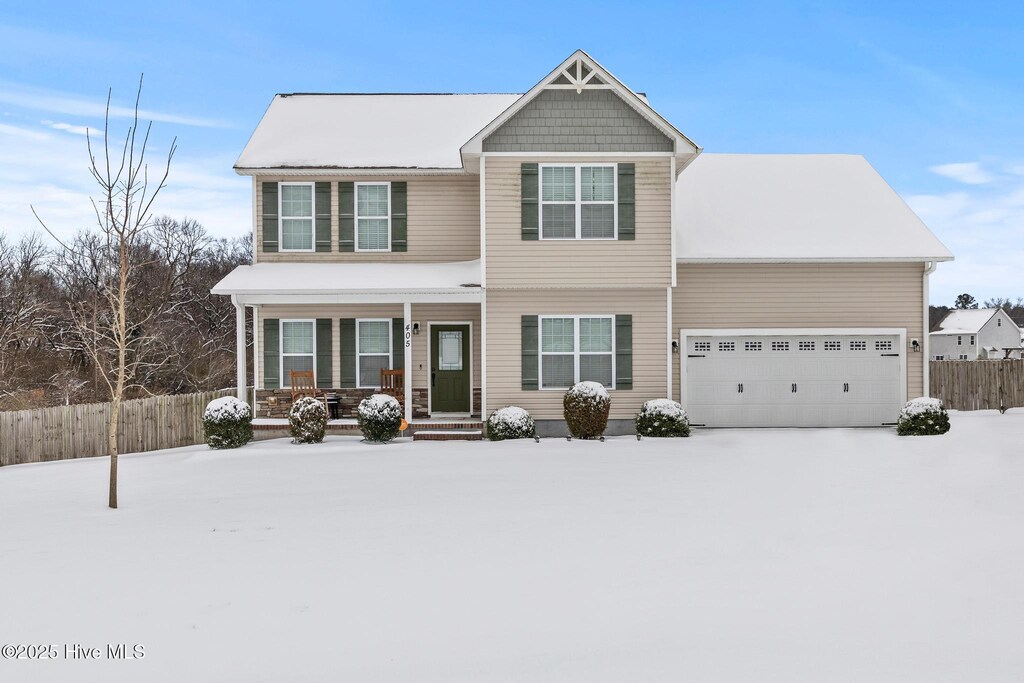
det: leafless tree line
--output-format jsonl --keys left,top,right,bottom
{"left": 0, "top": 224, "right": 251, "bottom": 411}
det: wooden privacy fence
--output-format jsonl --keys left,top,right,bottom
{"left": 0, "top": 388, "right": 238, "bottom": 467}
{"left": 930, "top": 360, "right": 1024, "bottom": 412}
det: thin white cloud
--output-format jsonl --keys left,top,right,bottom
{"left": 930, "top": 162, "right": 994, "bottom": 185}
{"left": 0, "top": 122, "right": 51, "bottom": 141}
{"left": 0, "top": 123, "right": 248, "bottom": 243}
{"left": 0, "top": 81, "right": 228, "bottom": 128}
{"left": 859, "top": 41, "right": 970, "bottom": 110}
{"left": 907, "top": 170, "right": 1024, "bottom": 305}
{"left": 42, "top": 120, "right": 93, "bottom": 136}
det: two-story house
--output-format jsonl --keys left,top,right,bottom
{"left": 213, "top": 50, "right": 953, "bottom": 431}
{"left": 930, "top": 308, "right": 1022, "bottom": 360}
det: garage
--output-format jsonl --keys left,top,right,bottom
{"left": 682, "top": 329, "right": 906, "bottom": 428}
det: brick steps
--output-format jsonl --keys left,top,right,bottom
{"left": 412, "top": 430, "right": 484, "bottom": 442}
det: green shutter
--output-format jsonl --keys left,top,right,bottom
{"left": 339, "top": 182, "right": 355, "bottom": 252}
{"left": 521, "top": 163, "right": 539, "bottom": 240}
{"left": 521, "top": 315, "right": 539, "bottom": 390}
{"left": 262, "top": 182, "right": 279, "bottom": 252}
{"left": 391, "top": 182, "right": 407, "bottom": 252}
{"left": 339, "top": 318, "right": 356, "bottom": 388}
{"left": 615, "top": 314, "right": 632, "bottom": 389}
{"left": 617, "top": 163, "right": 635, "bottom": 241}
{"left": 316, "top": 319, "right": 332, "bottom": 389}
{"left": 263, "top": 318, "right": 280, "bottom": 389}
{"left": 392, "top": 318, "right": 405, "bottom": 369}
{"left": 315, "top": 182, "right": 331, "bottom": 252}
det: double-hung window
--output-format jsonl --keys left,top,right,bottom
{"left": 540, "top": 164, "right": 616, "bottom": 239}
{"left": 356, "top": 183, "right": 390, "bottom": 251}
{"left": 357, "top": 319, "right": 392, "bottom": 388}
{"left": 280, "top": 320, "right": 315, "bottom": 387}
{"left": 539, "top": 315, "right": 614, "bottom": 389}
{"left": 279, "top": 183, "right": 314, "bottom": 251}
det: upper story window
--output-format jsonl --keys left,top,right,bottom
{"left": 540, "top": 164, "right": 616, "bottom": 240}
{"left": 998, "top": 318, "right": 1002, "bottom": 327}
{"left": 280, "top": 183, "right": 314, "bottom": 251}
{"left": 356, "top": 183, "right": 390, "bottom": 252}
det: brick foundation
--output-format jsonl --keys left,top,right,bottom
{"left": 256, "top": 387, "right": 484, "bottom": 419}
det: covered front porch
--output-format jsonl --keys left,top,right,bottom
{"left": 212, "top": 260, "right": 483, "bottom": 422}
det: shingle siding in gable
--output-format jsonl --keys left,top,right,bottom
{"left": 482, "top": 90, "right": 673, "bottom": 153}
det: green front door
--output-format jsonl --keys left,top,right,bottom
{"left": 431, "top": 325, "right": 470, "bottom": 413}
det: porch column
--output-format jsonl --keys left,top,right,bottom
{"left": 404, "top": 302, "right": 413, "bottom": 423}
{"left": 232, "top": 296, "right": 247, "bottom": 403}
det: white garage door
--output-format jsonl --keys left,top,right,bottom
{"left": 683, "top": 332, "right": 904, "bottom": 428}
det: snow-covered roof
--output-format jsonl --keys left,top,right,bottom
{"left": 212, "top": 260, "right": 481, "bottom": 298}
{"left": 676, "top": 154, "right": 954, "bottom": 262}
{"left": 932, "top": 309, "right": 999, "bottom": 335}
{"left": 235, "top": 94, "right": 520, "bottom": 171}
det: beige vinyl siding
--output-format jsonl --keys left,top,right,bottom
{"left": 672, "top": 263, "right": 926, "bottom": 399}
{"left": 485, "top": 288, "right": 668, "bottom": 419}
{"left": 484, "top": 156, "right": 673, "bottom": 288}
{"left": 257, "top": 304, "right": 480, "bottom": 390}
{"left": 254, "top": 175, "right": 480, "bottom": 262}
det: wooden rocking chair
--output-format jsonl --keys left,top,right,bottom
{"left": 289, "top": 370, "right": 328, "bottom": 412}
{"left": 380, "top": 369, "right": 405, "bottom": 408}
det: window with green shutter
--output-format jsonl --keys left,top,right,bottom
{"left": 263, "top": 318, "right": 280, "bottom": 389}
{"left": 261, "top": 183, "right": 279, "bottom": 252}
{"left": 316, "top": 319, "right": 332, "bottom": 388}
{"left": 280, "top": 320, "right": 315, "bottom": 386}
{"left": 536, "top": 315, "right": 615, "bottom": 389}
{"left": 279, "top": 183, "right": 315, "bottom": 251}
{"left": 530, "top": 164, "right": 619, "bottom": 240}
{"left": 355, "top": 183, "right": 390, "bottom": 252}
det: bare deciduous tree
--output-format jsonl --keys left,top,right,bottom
{"left": 34, "top": 77, "right": 176, "bottom": 509}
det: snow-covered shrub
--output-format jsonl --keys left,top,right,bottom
{"left": 635, "top": 399, "right": 690, "bottom": 438}
{"left": 896, "top": 397, "right": 950, "bottom": 436}
{"left": 289, "top": 396, "right": 327, "bottom": 444}
{"left": 202, "top": 396, "right": 253, "bottom": 449}
{"left": 563, "top": 381, "right": 611, "bottom": 439}
{"left": 357, "top": 394, "right": 403, "bottom": 443}
{"left": 486, "top": 406, "right": 535, "bottom": 441}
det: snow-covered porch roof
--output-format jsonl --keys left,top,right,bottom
{"left": 211, "top": 260, "right": 482, "bottom": 305}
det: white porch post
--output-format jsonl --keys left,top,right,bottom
{"left": 232, "top": 296, "right": 247, "bottom": 402}
{"left": 404, "top": 302, "right": 413, "bottom": 423}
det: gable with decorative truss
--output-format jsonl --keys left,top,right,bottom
{"left": 464, "top": 50, "right": 698, "bottom": 161}
{"left": 482, "top": 89, "right": 673, "bottom": 153}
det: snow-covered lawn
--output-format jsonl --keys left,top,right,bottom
{"left": 2, "top": 411, "right": 1023, "bottom": 682}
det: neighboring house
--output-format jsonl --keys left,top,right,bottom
{"left": 212, "top": 50, "right": 953, "bottom": 430}
{"left": 929, "top": 309, "right": 1023, "bottom": 360}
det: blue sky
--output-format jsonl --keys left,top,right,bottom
{"left": 1, "top": 1, "right": 1021, "bottom": 305}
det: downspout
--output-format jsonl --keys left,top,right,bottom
{"left": 923, "top": 261, "right": 936, "bottom": 397}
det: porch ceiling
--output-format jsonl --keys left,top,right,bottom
{"left": 212, "top": 260, "right": 482, "bottom": 305}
